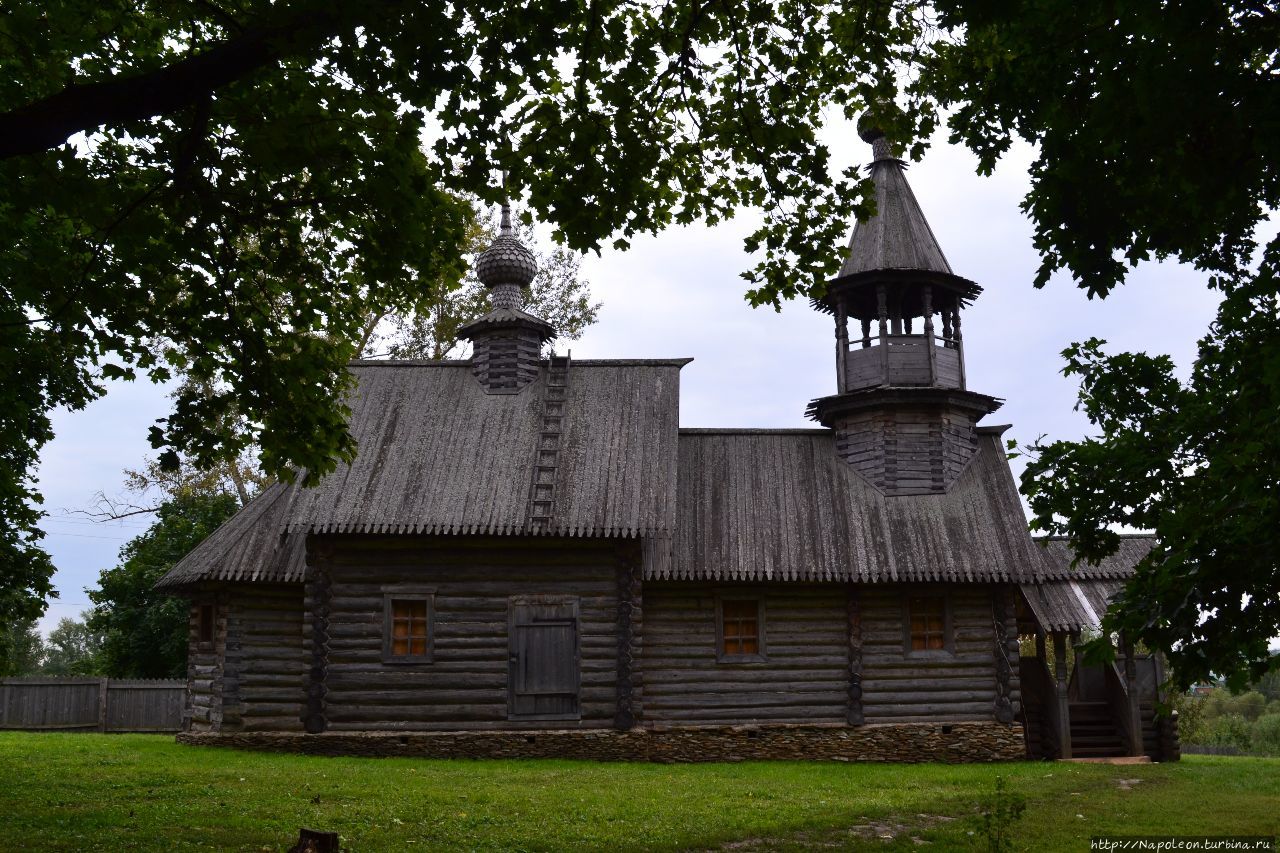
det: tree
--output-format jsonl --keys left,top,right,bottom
{"left": 0, "top": 617, "right": 45, "bottom": 676}
{"left": 920, "top": 1, "right": 1279, "bottom": 689}
{"left": 88, "top": 493, "right": 240, "bottom": 679}
{"left": 40, "top": 613, "right": 103, "bottom": 676}
{"left": 3, "top": 0, "right": 1277, "bottom": 686}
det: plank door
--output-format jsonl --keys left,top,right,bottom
{"left": 508, "top": 596, "right": 581, "bottom": 720}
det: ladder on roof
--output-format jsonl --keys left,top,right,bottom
{"left": 528, "top": 353, "right": 571, "bottom": 533}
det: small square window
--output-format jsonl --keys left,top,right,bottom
{"left": 717, "top": 598, "right": 766, "bottom": 662}
{"left": 383, "top": 593, "right": 434, "bottom": 663}
{"left": 907, "top": 595, "right": 951, "bottom": 655}
{"left": 197, "top": 603, "right": 215, "bottom": 646}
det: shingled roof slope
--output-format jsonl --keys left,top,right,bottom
{"left": 1035, "top": 535, "right": 1156, "bottom": 581}
{"left": 284, "top": 360, "right": 684, "bottom": 537}
{"left": 839, "top": 157, "right": 952, "bottom": 278}
{"left": 659, "top": 427, "right": 1054, "bottom": 583}
{"left": 1021, "top": 577, "right": 1125, "bottom": 634}
{"left": 156, "top": 480, "right": 306, "bottom": 589}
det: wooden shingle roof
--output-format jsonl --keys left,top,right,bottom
{"left": 155, "top": 481, "right": 306, "bottom": 588}
{"left": 285, "top": 360, "right": 685, "bottom": 537}
{"left": 157, "top": 358, "right": 685, "bottom": 588}
{"left": 839, "top": 156, "right": 952, "bottom": 278}
{"left": 656, "top": 427, "right": 1055, "bottom": 584}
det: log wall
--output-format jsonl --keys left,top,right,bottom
{"left": 643, "top": 582, "right": 1012, "bottom": 727}
{"left": 317, "top": 536, "right": 623, "bottom": 731}
{"left": 186, "top": 596, "right": 226, "bottom": 732}
{"left": 861, "top": 584, "right": 1008, "bottom": 723}
{"left": 642, "top": 583, "right": 850, "bottom": 724}
{"left": 224, "top": 584, "right": 306, "bottom": 732}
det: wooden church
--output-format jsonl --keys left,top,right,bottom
{"left": 158, "top": 121, "right": 1179, "bottom": 762}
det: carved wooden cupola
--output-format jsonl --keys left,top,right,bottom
{"left": 458, "top": 201, "right": 555, "bottom": 393}
{"left": 807, "top": 116, "right": 1002, "bottom": 495}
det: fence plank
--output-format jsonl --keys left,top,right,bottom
{"left": 0, "top": 677, "right": 184, "bottom": 732}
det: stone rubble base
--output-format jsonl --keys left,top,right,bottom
{"left": 176, "top": 721, "right": 1026, "bottom": 763}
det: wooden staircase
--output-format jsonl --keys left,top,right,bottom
{"left": 1068, "top": 701, "right": 1127, "bottom": 758}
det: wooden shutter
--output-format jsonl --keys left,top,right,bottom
{"left": 508, "top": 597, "right": 580, "bottom": 720}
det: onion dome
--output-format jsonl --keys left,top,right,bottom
{"left": 474, "top": 202, "right": 538, "bottom": 307}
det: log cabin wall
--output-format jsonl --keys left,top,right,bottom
{"left": 185, "top": 595, "right": 226, "bottom": 732}
{"left": 642, "top": 583, "right": 850, "bottom": 725}
{"left": 642, "top": 581, "right": 1016, "bottom": 727}
{"left": 317, "top": 535, "right": 623, "bottom": 731}
{"left": 861, "top": 583, "right": 1016, "bottom": 723}
{"left": 222, "top": 584, "right": 305, "bottom": 732}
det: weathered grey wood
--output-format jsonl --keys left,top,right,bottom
{"left": 642, "top": 583, "right": 848, "bottom": 725}
{"left": 615, "top": 546, "right": 642, "bottom": 730}
{"left": 508, "top": 596, "right": 581, "bottom": 720}
{"left": 309, "top": 536, "right": 621, "bottom": 731}
{"left": 0, "top": 678, "right": 184, "bottom": 732}
{"left": 847, "top": 586, "right": 863, "bottom": 725}
{"left": 992, "top": 585, "right": 1018, "bottom": 724}
{"left": 304, "top": 542, "right": 334, "bottom": 734}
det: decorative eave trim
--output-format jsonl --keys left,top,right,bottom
{"left": 806, "top": 386, "right": 1004, "bottom": 426}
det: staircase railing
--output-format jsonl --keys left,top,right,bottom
{"left": 1104, "top": 661, "right": 1143, "bottom": 756}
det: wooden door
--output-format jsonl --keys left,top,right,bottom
{"left": 508, "top": 597, "right": 580, "bottom": 720}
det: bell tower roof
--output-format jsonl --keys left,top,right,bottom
{"left": 839, "top": 123, "right": 953, "bottom": 278}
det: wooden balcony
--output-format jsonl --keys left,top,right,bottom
{"left": 843, "top": 334, "right": 963, "bottom": 392}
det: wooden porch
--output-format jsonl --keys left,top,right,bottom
{"left": 1017, "top": 630, "right": 1180, "bottom": 761}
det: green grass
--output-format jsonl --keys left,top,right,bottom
{"left": 0, "top": 733, "right": 1277, "bottom": 851}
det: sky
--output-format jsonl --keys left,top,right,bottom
{"left": 31, "top": 118, "right": 1229, "bottom": 636}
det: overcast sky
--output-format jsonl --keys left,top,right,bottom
{"left": 33, "top": 118, "right": 1229, "bottom": 635}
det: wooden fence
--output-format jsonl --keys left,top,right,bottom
{"left": 0, "top": 677, "right": 184, "bottom": 732}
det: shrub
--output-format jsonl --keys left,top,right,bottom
{"left": 1202, "top": 714, "right": 1253, "bottom": 751}
{"left": 1250, "top": 714, "right": 1280, "bottom": 757}
{"left": 1173, "top": 693, "right": 1209, "bottom": 744}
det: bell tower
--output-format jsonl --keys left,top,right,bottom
{"left": 807, "top": 118, "right": 1001, "bottom": 495}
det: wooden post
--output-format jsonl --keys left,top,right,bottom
{"left": 1121, "top": 633, "right": 1144, "bottom": 756}
{"left": 1035, "top": 631, "right": 1046, "bottom": 663}
{"left": 1053, "top": 632, "right": 1072, "bottom": 758}
{"left": 615, "top": 547, "right": 643, "bottom": 730}
{"left": 861, "top": 318, "right": 872, "bottom": 348}
{"left": 922, "top": 285, "right": 936, "bottom": 385}
{"left": 992, "top": 587, "right": 1016, "bottom": 724}
{"left": 953, "top": 307, "right": 966, "bottom": 389}
{"left": 834, "top": 295, "right": 849, "bottom": 393}
{"left": 304, "top": 541, "right": 333, "bottom": 734}
{"left": 98, "top": 677, "right": 109, "bottom": 733}
{"left": 877, "top": 283, "right": 889, "bottom": 382}
{"left": 846, "top": 586, "right": 863, "bottom": 725}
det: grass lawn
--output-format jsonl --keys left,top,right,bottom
{"left": 0, "top": 733, "right": 1277, "bottom": 851}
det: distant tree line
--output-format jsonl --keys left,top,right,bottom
{"left": 1175, "top": 661, "right": 1280, "bottom": 757}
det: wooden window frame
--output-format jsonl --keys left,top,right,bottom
{"left": 382, "top": 587, "right": 436, "bottom": 665}
{"left": 196, "top": 602, "right": 216, "bottom": 650}
{"left": 715, "top": 594, "right": 767, "bottom": 663}
{"left": 903, "top": 592, "right": 954, "bottom": 658}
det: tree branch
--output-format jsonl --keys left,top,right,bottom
{"left": 0, "top": 3, "right": 357, "bottom": 160}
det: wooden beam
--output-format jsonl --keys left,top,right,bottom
{"left": 303, "top": 541, "right": 334, "bottom": 734}
{"left": 615, "top": 547, "right": 643, "bottom": 730}
{"left": 847, "top": 586, "right": 863, "bottom": 725}
{"left": 1053, "top": 632, "right": 1072, "bottom": 759}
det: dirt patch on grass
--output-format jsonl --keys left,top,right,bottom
{"left": 712, "top": 814, "right": 958, "bottom": 850}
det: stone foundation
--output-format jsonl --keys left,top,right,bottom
{"left": 176, "top": 721, "right": 1025, "bottom": 763}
